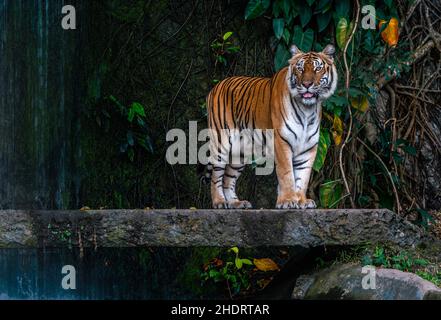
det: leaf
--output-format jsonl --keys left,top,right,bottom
{"left": 317, "top": 10, "right": 332, "bottom": 32}
{"left": 313, "top": 129, "right": 331, "bottom": 172}
{"left": 245, "top": 0, "right": 270, "bottom": 20}
{"left": 230, "top": 246, "right": 239, "bottom": 254}
{"left": 128, "top": 108, "right": 135, "bottom": 122}
{"left": 292, "top": 26, "right": 314, "bottom": 52}
{"left": 319, "top": 179, "right": 343, "bottom": 208}
{"left": 131, "top": 102, "right": 146, "bottom": 117}
{"left": 306, "top": 0, "right": 315, "bottom": 5}
{"left": 379, "top": 17, "right": 399, "bottom": 47}
{"left": 241, "top": 259, "right": 254, "bottom": 265}
{"left": 272, "top": 1, "right": 282, "bottom": 17}
{"left": 350, "top": 95, "right": 369, "bottom": 112}
{"left": 253, "top": 258, "right": 280, "bottom": 272}
{"left": 273, "top": 18, "right": 284, "bottom": 40}
{"left": 336, "top": 17, "right": 349, "bottom": 50}
{"left": 281, "top": 0, "right": 291, "bottom": 17}
{"left": 335, "top": 0, "right": 350, "bottom": 19}
{"left": 332, "top": 115, "right": 343, "bottom": 146}
{"left": 127, "top": 131, "right": 135, "bottom": 146}
{"left": 274, "top": 43, "right": 291, "bottom": 71}
{"left": 282, "top": 28, "right": 291, "bottom": 45}
{"left": 316, "top": 0, "right": 332, "bottom": 13}
{"left": 223, "top": 31, "right": 233, "bottom": 41}
{"left": 299, "top": 5, "right": 312, "bottom": 27}
{"left": 235, "top": 257, "right": 243, "bottom": 269}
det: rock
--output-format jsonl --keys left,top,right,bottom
{"left": 292, "top": 263, "right": 441, "bottom": 300}
{"left": 0, "top": 209, "right": 429, "bottom": 248}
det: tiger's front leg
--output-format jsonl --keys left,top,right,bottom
{"left": 275, "top": 132, "right": 302, "bottom": 209}
{"left": 292, "top": 144, "right": 318, "bottom": 209}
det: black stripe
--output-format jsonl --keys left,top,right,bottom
{"left": 293, "top": 159, "right": 309, "bottom": 167}
{"left": 297, "top": 143, "right": 318, "bottom": 157}
{"left": 290, "top": 96, "right": 304, "bottom": 127}
{"left": 279, "top": 133, "right": 294, "bottom": 154}
{"left": 307, "top": 126, "right": 320, "bottom": 142}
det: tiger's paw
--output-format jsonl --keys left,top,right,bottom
{"left": 212, "top": 200, "right": 230, "bottom": 209}
{"left": 228, "top": 200, "right": 253, "bottom": 209}
{"left": 299, "top": 199, "right": 317, "bottom": 209}
{"left": 276, "top": 198, "right": 300, "bottom": 209}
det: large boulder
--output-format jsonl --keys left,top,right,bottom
{"left": 292, "top": 263, "right": 441, "bottom": 300}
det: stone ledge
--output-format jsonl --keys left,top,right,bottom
{"left": 0, "top": 209, "right": 428, "bottom": 248}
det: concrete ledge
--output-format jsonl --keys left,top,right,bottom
{"left": 0, "top": 209, "right": 427, "bottom": 248}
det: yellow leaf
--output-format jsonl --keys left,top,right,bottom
{"left": 80, "top": 206, "right": 91, "bottom": 211}
{"left": 379, "top": 17, "right": 399, "bottom": 47}
{"left": 332, "top": 115, "right": 344, "bottom": 146}
{"left": 253, "top": 258, "right": 280, "bottom": 272}
{"left": 350, "top": 96, "right": 369, "bottom": 112}
{"left": 189, "top": 207, "right": 197, "bottom": 210}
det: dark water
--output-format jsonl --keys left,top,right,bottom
{"left": 0, "top": 247, "right": 208, "bottom": 300}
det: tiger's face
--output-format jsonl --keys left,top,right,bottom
{"left": 287, "top": 44, "right": 337, "bottom": 106}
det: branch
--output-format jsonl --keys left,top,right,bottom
{"left": 339, "top": 0, "right": 360, "bottom": 208}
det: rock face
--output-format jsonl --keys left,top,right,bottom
{"left": 0, "top": 209, "right": 428, "bottom": 248}
{"left": 292, "top": 263, "right": 441, "bottom": 300}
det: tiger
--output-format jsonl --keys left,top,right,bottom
{"left": 202, "top": 44, "right": 337, "bottom": 209}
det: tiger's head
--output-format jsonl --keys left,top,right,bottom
{"left": 287, "top": 44, "right": 337, "bottom": 106}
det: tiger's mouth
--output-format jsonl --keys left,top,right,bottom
{"left": 301, "top": 92, "right": 316, "bottom": 99}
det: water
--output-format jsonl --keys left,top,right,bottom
{"left": 0, "top": 0, "right": 87, "bottom": 209}
{"left": 0, "top": 247, "right": 208, "bottom": 300}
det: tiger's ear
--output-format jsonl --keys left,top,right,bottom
{"left": 290, "top": 45, "right": 302, "bottom": 56}
{"left": 322, "top": 44, "right": 335, "bottom": 61}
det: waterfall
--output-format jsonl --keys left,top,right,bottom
{"left": 0, "top": 0, "right": 87, "bottom": 209}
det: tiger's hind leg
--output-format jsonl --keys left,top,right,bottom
{"left": 211, "top": 164, "right": 230, "bottom": 209}
{"left": 223, "top": 165, "right": 252, "bottom": 209}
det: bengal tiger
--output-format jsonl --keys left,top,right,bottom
{"left": 202, "top": 44, "right": 337, "bottom": 209}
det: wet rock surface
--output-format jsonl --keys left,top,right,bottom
{"left": 0, "top": 209, "right": 428, "bottom": 248}
{"left": 292, "top": 263, "right": 441, "bottom": 300}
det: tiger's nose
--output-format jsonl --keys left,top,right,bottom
{"left": 303, "top": 81, "right": 313, "bottom": 88}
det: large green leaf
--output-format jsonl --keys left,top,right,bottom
{"left": 317, "top": 10, "right": 332, "bottom": 32}
{"left": 292, "top": 26, "right": 314, "bottom": 52}
{"left": 313, "top": 128, "right": 331, "bottom": 171}
{"left": 335, "top": 0, "right": 350, "bottom": 19}
{"left": 319, "top": 179, "right": 343, "bottom": 208}
{"left": 273, "top": 18, "right": 284, "bottom": 39}
{"left": 281, "top": 0, "right": 291, "bottom": 17}
{"left": 282, "top": 28, "right": 291, "bottom": 45}
{"left": 274, "top": 43, "right": 291, "bottom": 71}
{"left": 316, "top": 0, "right": 332, "bottom": 13}
{"left": 245, "top": 0, "right": 271, "bottom": 20}
{"left": 299, "top": 5, "right": 312, "bottom": 27}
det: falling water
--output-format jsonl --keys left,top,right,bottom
{"left": 0, "top": 0, "right": 85, "bottom": 210}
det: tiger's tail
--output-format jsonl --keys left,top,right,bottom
{"left": 197, "top": 163, "right": 213, "bottom": 184}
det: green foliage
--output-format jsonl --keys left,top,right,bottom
{"left": 201, "top": 247, "right": 255, "bottom": 297}
{"left": 362, "top": 245, "right": 435, "bottom": 275}
{"left": 313, "top": 129, "right": 331, "bottom": 172}
{"left": 95, "top": 95, "right": 154, "bottom": 162}
{"left": 319, "top": 179, "right": 343, "bottom": 208}
{"left": 245, "top": 0, "right": 271, "bottom": 20}
{"left": 315, "top": 244, "right": 441, "bottom": 287}
{"left": 211, "top": 32, "right": 240, "bottom": 66}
